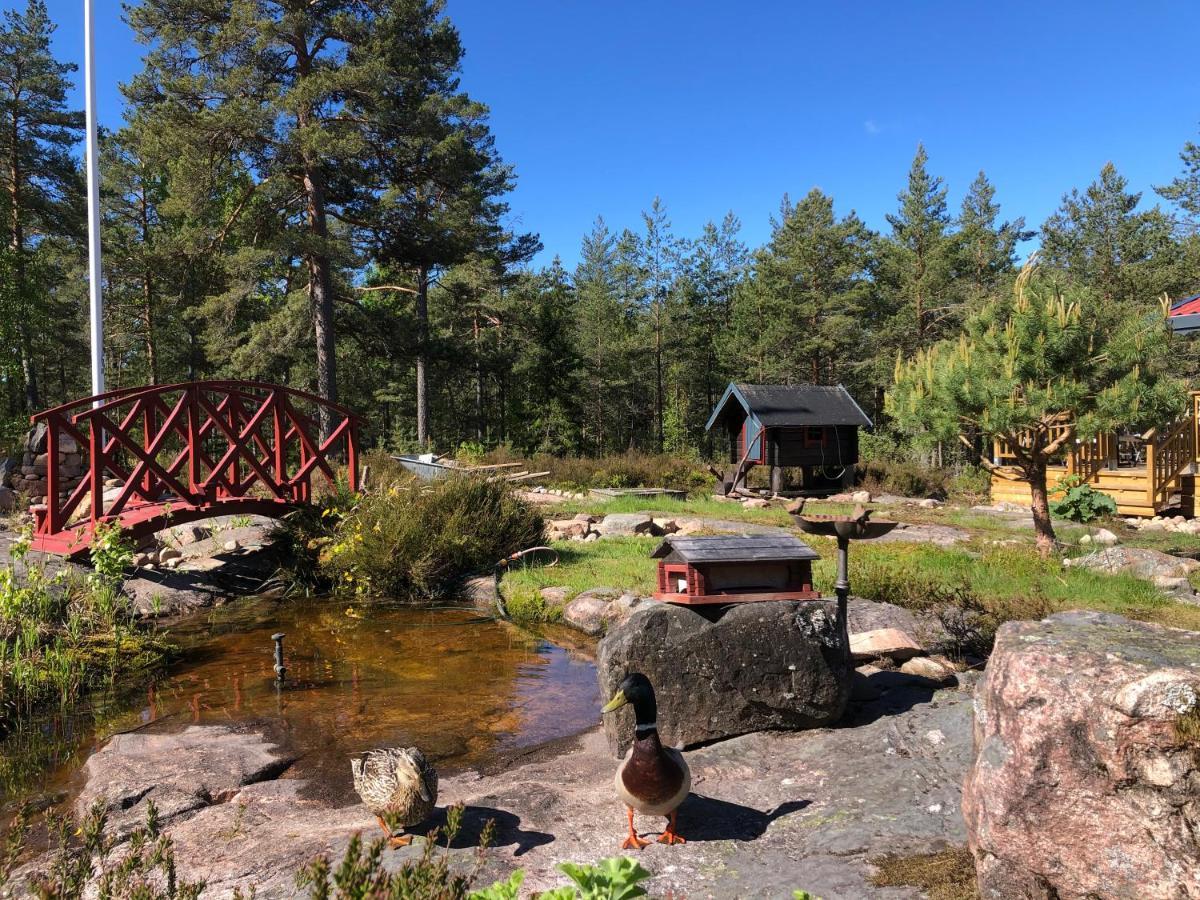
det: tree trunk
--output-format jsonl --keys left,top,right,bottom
{"left": 415, "top": 265, "right": 430, "bottom": 447}
{"left": 473, "top": 313, "right": 484, "bottom": 442}
{"left": 654, "top": 304, "right": 664, "bottom": 451}
{"left": 1026, "top": 458, "right": 1057, "bottom": 556}
{"left": 8, "top": 120, "right": 37, "bottom": 411}
{"left": 139, "top": 178, "right": 158, "bottom": 384}
{"left": 303, "top": 166, "right": 337, "bottom": 441}
{"left": 295, "top": 34, "right": 337, "bottom": 440}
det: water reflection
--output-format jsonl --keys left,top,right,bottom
{"left": 1, "top": 601, "right": 600, "bottom": 812}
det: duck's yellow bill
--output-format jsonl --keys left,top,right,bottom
{"left": 601, "top": 690, "right": 628, "bottom": 713}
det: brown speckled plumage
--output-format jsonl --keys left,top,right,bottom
{"left": 351, "top": 747, "right": 438, "bottom": 833}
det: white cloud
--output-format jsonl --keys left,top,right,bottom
{"left": 864, "top": 119, "right": 882, "bottom": 136}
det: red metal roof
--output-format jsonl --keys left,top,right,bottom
{"left": 1170, "top": 293, "right": 1200, "bottom": 317}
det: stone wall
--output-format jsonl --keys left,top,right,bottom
{"left": 5, "top": 423, "right": 87, "bottom": 508}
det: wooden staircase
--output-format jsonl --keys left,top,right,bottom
{"left": 989, "top": 392, "right": 1200, "bottom": 518}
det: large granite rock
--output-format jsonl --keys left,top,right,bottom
{"left": 964, "top": 611, "right": 1200, "bottom": 899}
{"left": 598, "top": 600, "right": 851, "bottom": 755}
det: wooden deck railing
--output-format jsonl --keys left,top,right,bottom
{"left": 991, "top": 392, "right": 1200, "bottom": 514}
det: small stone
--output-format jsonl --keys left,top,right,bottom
{"left": 850, "top": 490, "right": 872, "bottom": 503}
{"left": 1093, "top": 528, "right": 1119, "bottom": 546}
{"left": 223, "top": 539, "right": 240, "bottom": 552}
{"left": 1078, "top": 534, "right": 1092, "bottom": 545}
{"left": 900, "top": 656, "right": 957, "bottom": 683}
{"left": 742, "top": 498, "right": 769, "bottom": 509}
{"left": 918, "top": 498, "right": 940, "bottom": 509}
{"left": 548, "top": 519, "right": 588, "bottom": 538}
{"left": 157, "top": 547, "right": 182, "bottom": 564}
{"left": 539, "top": 586, "right": 571, "bottom": 606}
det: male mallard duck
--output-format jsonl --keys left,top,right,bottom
{"left": 350, "top": 747, "right": 438, "bottom": 846}
{"left": 602, "top": 672, "right": 691, "bottom": 849}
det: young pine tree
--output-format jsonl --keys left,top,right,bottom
{"left": 888, "top": 263, "right": 1184, "bottom": 554}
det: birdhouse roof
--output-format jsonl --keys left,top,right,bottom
{"left": 651, "top": 534, "right": 820, "bottom": 564}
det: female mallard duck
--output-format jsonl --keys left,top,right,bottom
{"left": 601, "top": 672, "right": 690, "bottom": 849}
{"left": 351, "top": 747, "right": 438, "bottom": 846}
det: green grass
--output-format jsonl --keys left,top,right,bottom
{"left": 551, "top": 493, "right": 803, "bottom": 526}
{"left": 0, "top": 532, "right": 169, "bottom": 738}
{"left": 497, "top": 530, "right": 1200, "bottom": 634}
{"left": 501, "top": 537, "right": 660, "bottom": 604}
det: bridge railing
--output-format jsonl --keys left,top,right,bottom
{"left": 31, "top": 381, "right": 361, "bottom": 543}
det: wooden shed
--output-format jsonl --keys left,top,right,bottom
{"left": 705, "top": 383, "right": 872, "bottom": 495}
{"left": 650, "top": 534, "right": 821, "bottom": 605}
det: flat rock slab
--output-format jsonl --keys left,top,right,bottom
{"left": 42, "top": 677, "right": 973, "bottom": 899}
{"left": 77, "top": 725, "right": 297, "bottom": 837}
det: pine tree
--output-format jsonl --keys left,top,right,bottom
{"left": 1041, "top": 162, "right": 1181, "bottom": 309}
{"left": 679, "top": 212, "right": 745, "bottom": 448}
{"left": 957, "top": 171, "right": 1030, "bottom": 302}
{"left": 889, "top": 263, "right": 1183, "bottom": 553}
{"left": 346, "top": 2, "right": 538, "bottom": 448}
{"left": 1156, "top": 133, "right": 1200, "bottom": 229}
{"left": 879, "top": 144, "right": 960, "bottom": 358}
{"left": 126, "top": 0, "right": 428, "bottom": 435}
{"left": 574, "top": 218, "right": 637, "bottom": 454}
{"left": 0, "top": 0, "right": 83, "bottom": 410}
{"left": 728, "top": 189, "right": 873, "bottom": 392}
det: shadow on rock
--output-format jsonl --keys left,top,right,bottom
{"left": 843, "top": 670, "right": 941, "bottom": 727}
{"left": 677, "top": 796, "right": 809, "bottom": 842}
{"left": 427, "top": 805, "right": 554, "bottom": 857}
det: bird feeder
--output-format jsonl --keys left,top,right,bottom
{"left": 650, "top": 534, "right": 821, "bottom": 605}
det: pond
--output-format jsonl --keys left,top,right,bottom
{"left": 0, "top": 599, "right": 600, "bottom": 815}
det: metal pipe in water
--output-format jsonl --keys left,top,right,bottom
{"left": 272, "top": 632, "right": 287, "bottom": 682}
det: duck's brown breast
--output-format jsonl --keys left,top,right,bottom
{"left": 620, "top": 735, "right": 687, "bottom": 806}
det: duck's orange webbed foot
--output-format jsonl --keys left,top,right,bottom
{"left": 388, "top": 834, "right": 414, "bottom": 848}
{"left": 621, "top": 807, "right": 650, "bottom": 850}
{"left": 657, "top": 811, "right": 686, "bottom": 845}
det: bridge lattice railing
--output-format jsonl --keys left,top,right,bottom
{"left": 31, "top": 381, "right": 360, "bottom": 542}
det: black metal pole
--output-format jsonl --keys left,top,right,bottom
{"left": 835, "top": 536, "right": 850, "bottom": 663}
{"left": 272, "top": 632, "right": 286, "bottom": 682}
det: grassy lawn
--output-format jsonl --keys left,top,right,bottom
{"left": 548, "top": 493, "right": 802, "bottom": 526}
{"left": 497, "top": 527, "right": 1200, "bottom": 633}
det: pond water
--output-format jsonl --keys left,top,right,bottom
{"left": 1, "top": 600, "right": 600, "bottom": 814}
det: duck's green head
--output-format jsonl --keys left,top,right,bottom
{"left": 602, "top": 672, "right": 657, "bottom": 726}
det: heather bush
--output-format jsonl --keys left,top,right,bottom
{"left": 319, "top": 476, "right": 545, "bottom": 600}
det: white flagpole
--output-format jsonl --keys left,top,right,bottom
{"left": 83, "top": 0, "right": 104, "bottom": 403}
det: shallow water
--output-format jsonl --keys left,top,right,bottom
{"left": 1, "top": 599, "right": 600, "bottom": 812}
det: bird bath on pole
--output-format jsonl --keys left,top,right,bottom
{"left": 790, "top": 505, "right": 898, "bottom": 655}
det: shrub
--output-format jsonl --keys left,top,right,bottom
{"left": 1049, "top": 475, "right": 1117, "bottom": 523}
{"left": 946, "top": 466, "right": 991, "bottom": 504}
{"left": 1, "top": 800, "right": 204, "bottom": 899}
{"left": 481, "top": 447, "right": 712, "bottom": 493}
{"left": 320, "top": 476, "right": 545, "bottom": 600}
{"left": 857, "top": 459, "right": 949, "bottom": 499}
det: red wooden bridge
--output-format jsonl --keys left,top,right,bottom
{"left": 29, "top": 381, "right": 361, "bottom": 556}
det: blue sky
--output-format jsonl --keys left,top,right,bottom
{"left": 36, "top": 0, "right": 1200, "bottom": 267}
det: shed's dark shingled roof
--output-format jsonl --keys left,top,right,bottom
{"left": 705, "top": 383, "right": 872, "bottom": 430}
{"left": 651, "top": 534, "right": 820, "bottom": 563}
